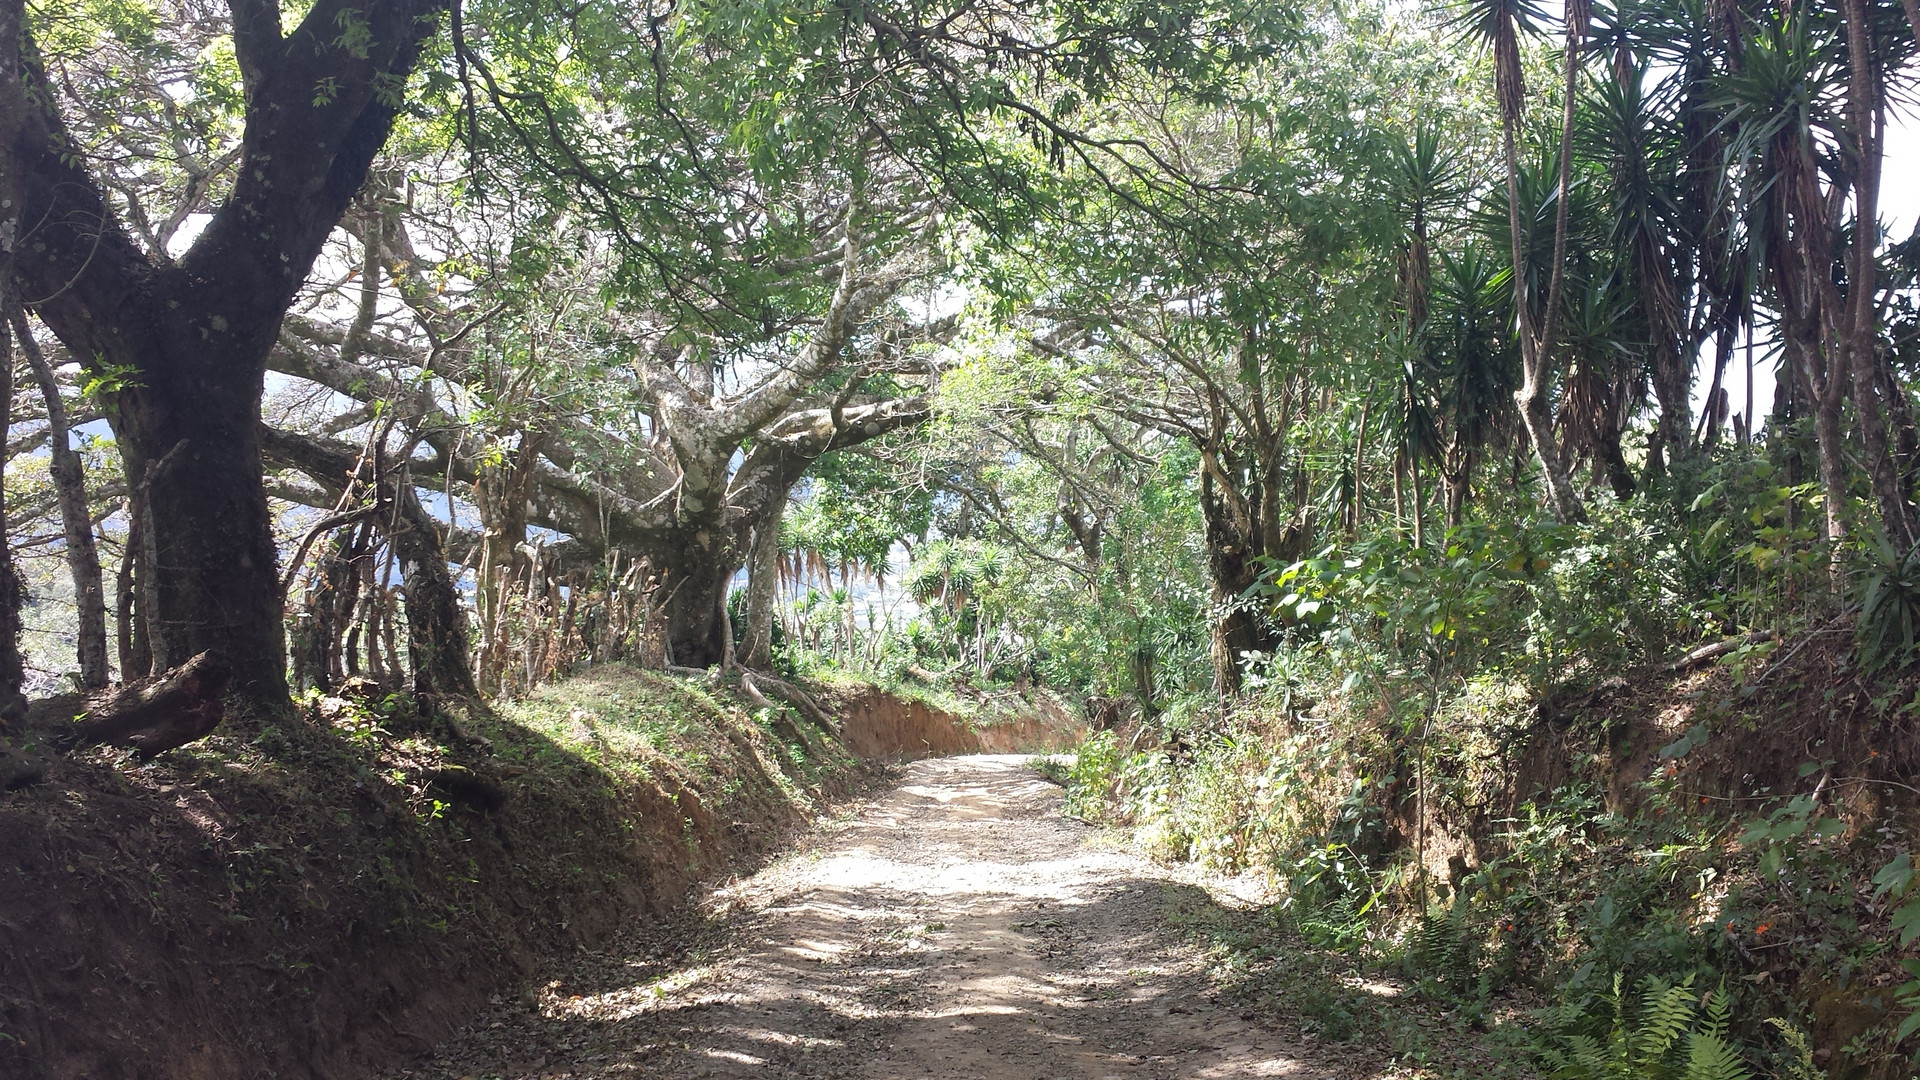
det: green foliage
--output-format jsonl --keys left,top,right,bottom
{"left": 1287, "top": 841, "right": 1382, "bottom": 951}
{"left": 1261, "top": 500, "right": 1695, "bottom": 698}
{"left": 1062, "top": 729, "right": 1122, "bottom": 819}
{"left": 1871, "top": 854, "right": 1920, "bottom": 1045}
{"left": 1409, "top": 899, "right": 1485, "bottom": 998}
{"left": 1858, "top": 534, "right": 1920, "bottom": 672}
{"left": 786, "top": 453, "right": 933, "bottom": 572}
{"left": 1535, "top": 976, "right": 1752, "bottom": 1080}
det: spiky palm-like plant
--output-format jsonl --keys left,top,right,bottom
{"left": 1451, "top": 0, "right": 1589, "bottom": 524}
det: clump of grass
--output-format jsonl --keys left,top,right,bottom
{"left": 495, "top": 667, "right": 737, "bottom": 781}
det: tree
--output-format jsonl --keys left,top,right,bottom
{"left": 0, "top": 306, "right": 30, "bottom": 722}
{"left": 11, "top": 308, "right": 109, "bottom": 688}
{"left": 1, "top": 0, "right": 449, "bottom": 708}
{"left": 1456, "top": 0, "right": 1588, "bottom": 524}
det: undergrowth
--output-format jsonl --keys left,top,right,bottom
{"left": 1056, "top": 627, "right": 1920, "bottom": 1078}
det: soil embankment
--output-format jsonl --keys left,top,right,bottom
{"left": 831, "top": 684, "right": 1086, "bottom": 759}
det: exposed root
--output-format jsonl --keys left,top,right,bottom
{"left": 59, "top": 651, "right": 231, "bottom": 758}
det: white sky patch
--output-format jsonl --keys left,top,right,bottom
{"left": 166, "top": 212, "right": 212, "bottom": 260}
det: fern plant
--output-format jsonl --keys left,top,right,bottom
{"left": 1286, "top": 842, "right": 1379, "bottom": 952}
{"left": 1411, "top": 899, "right": 1482, "bottom": 994}
{"left": 1537, "top": 975, "right": 1751, "bottom": 1080}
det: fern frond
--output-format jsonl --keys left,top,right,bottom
{"left": 1682, "top": 1032, "right": 1751, "bottom": 1080}
{"left": 1634, "top": 980, "right": 1696, "bottom": 1065}
{"left": 1699, "top": 987, "right": 1731, "bottom": 1039}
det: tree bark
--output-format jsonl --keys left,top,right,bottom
{"left": 0, "top": 3, "right": 30, "bottom": 725}
{"left": 1595, "top": 420, "right": 1637, "bottom": 500}
{"left": 659, "top": 527, "right": 744, "bottom": 670}
{"left": 11, "top": 307, "right": 108, "bottom": 688}
{"left": 1805, "top": 340, "right": 1851, "bottom": 552}
{"left": 261, "top": 426, "right": 477, "bottom": 699}
{"left": 0, "top": 308, "right": 29, "bottom": 724}
{"left": 115, "top": 495, "right": 153, "bottom": 681}
{"left": 391, "top": 481, "right": 479, "bottom": 699}
{"left": 111, "top": 382, "right": 287, "bottom": 700}
{"left": 1199, "top": 456, "right": 1277, "bottom": 696}
{"left": 651, "top": 397, "right": 930, "bottom": 669}
{"left": 1838, "top": 0, "right": 1916, "bottom": 550}
{"left": 741, "top": 494, "right": 786, "bottom": 670}
{"left": 1500, "top": 24, "right": 1587, "bottom": 525}
{"left": 60, "top": 651, "right": 230, "bottom": 758}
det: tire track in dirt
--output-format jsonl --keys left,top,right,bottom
{"left": 384, "top": 755, "right": 1337, "bottom": 1079}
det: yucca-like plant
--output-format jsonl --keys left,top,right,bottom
{"left": 1857, "top": 533, "right": 1920, "bottom": 671}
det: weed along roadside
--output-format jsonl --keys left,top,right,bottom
{"left": 0, "top": 671, "right": 1070, "bottom": 1079}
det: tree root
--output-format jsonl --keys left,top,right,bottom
{"left": 57, "top": 651, "right": 231, "bottom": 759}
{"left": 741, "top": 670, "right": 839, "bottom": 738}
{"left": 667, "top": 662, "right": 840, "bottom": 740}
{"left": 0, "top": 737, "right": 44, "bottom": 790}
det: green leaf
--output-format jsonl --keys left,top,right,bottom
{"left": 1893, "top": 897, "right": 1920, "bottom": 947}
{"left": 1897, "top": 1008, "right": 1920, "bottom": 1044}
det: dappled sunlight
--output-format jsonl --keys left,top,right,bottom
{"left": 389, "top": 755, "right": 1361, "bottom": 1079}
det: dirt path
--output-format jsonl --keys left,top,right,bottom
{"left": 387, "top": 755, "right": 1335, "bottom": 1079}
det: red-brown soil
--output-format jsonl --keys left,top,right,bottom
{"left": 831, "top": 685, "right": 1086, "bottom": 760}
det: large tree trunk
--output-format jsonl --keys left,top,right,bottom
{"left": 649, "top": 398, "right": 931, "bottom": 670}
{"left": 1441, "top": 447, "right": 1471, "bottom": 529}
{"left": 1, "top": 0, "right": 449, "bottom": 714}
{"left": 1637, "top": 228, "right": 1692, "bottom": 480}
{"left": 741, "top": 495, "right": 786, "bottom": 670}
{"left": 0, "top": 7, "right": 30, "bottom": 725}
{"left": 659, "top": 528, "right": 746, "bottom": 670}
{"left": 392, "top": 483, "right": 479, "bottom": 699}
{"left": 111, "top": 348, "right": 288, "bottom": 705}
{"left": 1199, "top": 462, "right": 1277, "bottom": 697}
{"left": 12, "top": 307, "right": 109, "bottom": 688}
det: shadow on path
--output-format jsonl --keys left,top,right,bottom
{"left": 385, "top": 756, "right": 1344, "bottom": 1080}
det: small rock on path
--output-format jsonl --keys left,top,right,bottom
{"left": 387, "top": 755, "right": 1339, "bottom": 1079}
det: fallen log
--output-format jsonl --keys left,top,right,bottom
{"left": 59, "top": 651, "right": 231, "bottom": 758}
{"left": 1665, "top": 630, "right": 1778, "bottom": 673}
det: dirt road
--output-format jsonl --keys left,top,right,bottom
{"left": 389, "top": 755, "right": 1335, "bottom": 1079}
